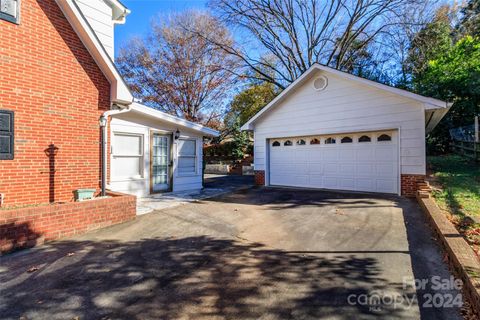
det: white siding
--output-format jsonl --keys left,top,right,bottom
{"left": 75, "top": 0, "right": 115, "bottom": 58}
{"left": 109, "top": 112, "right": 204, "bottom": 197}
{"left": 253, "top": 70, "right": 426, "bottom": 177}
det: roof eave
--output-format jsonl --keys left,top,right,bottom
{"left": 130, "top": 104, "right": 220, "bottom": 137}
{"left": 241, "top": 63, "right": 451, "bottom": 130}
{"left": 56, "top": 0, "right": 133, "bottom": 105}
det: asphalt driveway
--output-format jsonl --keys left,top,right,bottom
{"left": 0, "top": 187, "right": 462, "bottom": 319}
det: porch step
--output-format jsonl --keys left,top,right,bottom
{"left": 416, "top": 181, "right": 432, "bottom": 198}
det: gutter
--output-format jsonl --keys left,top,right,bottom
{"left": 99, "top": 105, "right": 132, "bottom": 196}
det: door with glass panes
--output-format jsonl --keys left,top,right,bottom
{"left": 151, "top": 132, "right": 170, "bottom": 192}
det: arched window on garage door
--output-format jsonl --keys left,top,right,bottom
{"left": 358, "top": 135, "right": 371, "bottom": 143}
{"left": 296, "top": 139, "right": 306, "bottom": 145}
{"left": 377, "top": 134, "right": 392, "bottom": 142}
{"left": 325, "top": 137, "right": 336, "bottom": 144}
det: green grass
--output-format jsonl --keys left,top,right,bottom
{"left": 428, "top": 155, "right": 480, "bottom": 218}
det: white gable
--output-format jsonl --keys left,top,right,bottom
{"left": 252, "top": 69, "right": 428, "bottom": 175}
{"left": 242, "top": 64, "right": 450, "bottom": 132}
{"left": 74, "top": 0, "right": 129, "bottom": 59}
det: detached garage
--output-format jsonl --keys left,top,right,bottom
{"left": 241, "top": 64, "right": 451, "bottom": 196}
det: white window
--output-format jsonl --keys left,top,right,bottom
{"left": 112, "top": 133, "right": 143, "bottom": 179}
{"left": 178, "top": 139, "right": 197, "bottom": 175}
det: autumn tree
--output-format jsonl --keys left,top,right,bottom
{"left": 117, "top": 11, "right": 239, "bottom": 125}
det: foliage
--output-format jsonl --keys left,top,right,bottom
{"left": 405, "top": 1, "right": 480, "bottom": 153}
{"left": 406, "top": 6, "right": 454, "bottom": 83}
{"left": 117, "top": 11, "right": 239, "bottom": 126}
{"left": 429, "top": 155, "right": 480, "bottom": 218}
{"left": 419, "top": 36, "right": 480, "bottom": 102}
{"left": 226, "top": 81, "right": 277, "bottom": 127}
{"left": 457, "top": 0, "right": 480, "bottom": 38}
{"left": 231, "top": 120, "right": 250, "bottom": 159}
{"left": 421, "top": 36, "right": 480, "bottom": 153}
{"left": 428, "top": 155, "right": 480, "bottom": 247}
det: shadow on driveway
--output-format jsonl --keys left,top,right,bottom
{"left": 0, "top": 187, "right": 463, "bottom": 320}
{"left": 2, "top": 236, "right": 410, "bottom": 320}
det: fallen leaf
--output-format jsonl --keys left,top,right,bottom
{"left": 67, "top": 252, "right": 75, "bottom": 257}
{"left": 27, "top": 266, "right": 39, "bottom": 273}
{"left": 442, "top": 253, "right": 449, "bottom": 263}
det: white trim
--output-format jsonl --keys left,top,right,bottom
{"left": 55, "top": 0, "right": 133, "bottom": 104}
{"left": 241, "top": 63, "right": 450, "bottom": 131}
{"left": 103, "top": 0, "right": 130, "bottom": 23}
{"left": 129, "top": 103, "right": 220, "bottom": 137}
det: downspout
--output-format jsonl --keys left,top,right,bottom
{"left": 99, "top": 105, "right": 132, "bottom": 196}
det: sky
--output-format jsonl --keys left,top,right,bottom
{"left": 114, "top": 0, "right": 208, "bottom": 58}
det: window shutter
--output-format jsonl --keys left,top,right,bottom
{"left": 0, "top": 110, "right": 14, "bottom": 160}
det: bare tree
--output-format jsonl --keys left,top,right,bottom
{"left": 117, "top": 11, "right": 239, "bottom": 125}
{"left": 207, "top": 0, "right": 429, "bottom": 88}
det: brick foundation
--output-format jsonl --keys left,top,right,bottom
{"left": 401, "top": 174, "right": 426, "bottom": 197}
{"left": 254, "top": 170, "right": 265, "bottom": 186}
{"left": 0, "top": 191, "right": 136, "bottom": 254}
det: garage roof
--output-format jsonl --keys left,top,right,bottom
{"left": 128, "top": 103, "right": 220, "bottom": 137}
{"left": 241, "top": 64, "right": 452, "bottom": 132}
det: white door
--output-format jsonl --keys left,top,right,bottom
{"left": 269, "top": 131, "right": 399, "bottom": 194}
{"left": 151, "top": 133, "right": 170, "bottom": 192}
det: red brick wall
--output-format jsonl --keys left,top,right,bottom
{"left": 254, "top": 170, "right": 265, "bottom": 186}
{"left": 0, "top": 192, "right": 136, "bottom": 253}
{"left": 401, "top": 174, "right": 425, "bottom": 197}
{"left": 0, "top": 0, "right": 111, "bottom": 206}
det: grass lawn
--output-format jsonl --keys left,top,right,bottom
{"left": 428, "top": 155, "right": 480, "bottom": 248}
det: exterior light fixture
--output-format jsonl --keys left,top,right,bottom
{"left": 174, "top": 129, "right": 180, "bottom": 140}
{"left": 99, "top": 116, "right": 107, "bottom": 127}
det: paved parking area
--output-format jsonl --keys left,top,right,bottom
{"left": 0, "top": 187, "right": 462, "bottom": 319}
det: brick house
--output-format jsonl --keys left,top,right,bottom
{"left": 0, "top": 0, "right": 133, "bottom": 206}
{"left": 0, "top": 0, "right": 138, "bottom": 251}
{"left": 0, "top": 0, "right": 218, "bottom": 252}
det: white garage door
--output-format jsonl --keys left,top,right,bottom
{"left": 269, "top": 131, "right": 399, "bottom": 194}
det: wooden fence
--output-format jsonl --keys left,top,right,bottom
{"left": 451, "top": 116, "right": 479, "bottom": 161}
{"left": 451, "top": 140, "right": 480, "bottom": 161}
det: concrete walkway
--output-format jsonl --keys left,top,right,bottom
{"left": 137, "top": 174, "right": 254, "bottom": 214}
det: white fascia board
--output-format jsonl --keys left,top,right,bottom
{"left": 104, "top": 0, "right": 131, "bottom": 24}
{"left": 130, "top": 103, "right": 220, "bottom": 137}
{"left": 241, "top": 63, "right": 450, "bottom": 130}
{"left": 314, "top": 64, "right": 449, "bottom": 108}
{"left": 55, "top": 0, "right": 133, "bottom": 105}
{"left": 425, "top": 103, "right": 452, "bottom": 133}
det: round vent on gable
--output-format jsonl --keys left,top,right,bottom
{"left": 313, "top": 75, "right": 328, "bottom": 91}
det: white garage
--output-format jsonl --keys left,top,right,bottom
{"left": 242, "top": 64, "right": 451, "bottom": 196}
{"left": 269, "top": 131, "right": 398, "bottom": 194}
